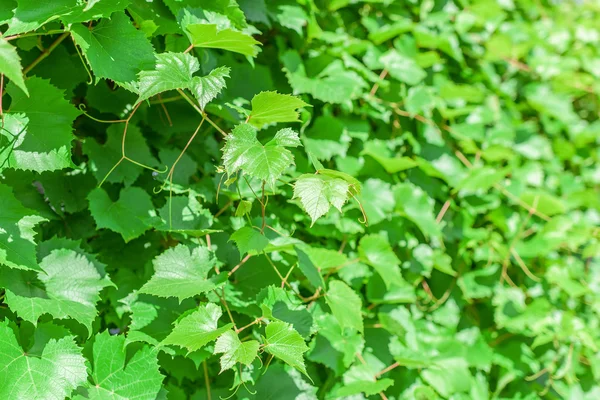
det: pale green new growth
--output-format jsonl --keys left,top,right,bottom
{"left": 0, "top": 38, "right": 27, "bottom": 94}
{"left": 214, "top": 330, "right": 260, "bottom": 372}
{"left": 293, "top": 174, "right": 349, "bottom": 226}
{"left": 222, "top": 123, "right": 300, "bottom": 187}
{"left": 136, "top": 52, "right": 230, "bottom": 108}
{"left": 185, "top": 23, "right": 260, "bottom": 57}
{"left": 140, "top": 244, "right": 217, "bottom": 302}
{"left": 163, "top": 303, "right": 233, "bottom": 352}
{"left": 248, "top": 91, "right": 309, "bottom": 129}
{"left": 264, "top": 321, "right": 310, "bottom": 378}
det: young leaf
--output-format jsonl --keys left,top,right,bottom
{"left": 264, "top": 321, "right": 310, "bottom": 378}
{"left": 2, "top": 78, "right": 80, "bottom": 172}
{"left": 0, "top": 321, "right": 87, "bottom": 399}
{"left": 136, "top": 52, "right": 230, "bottom": 107}
{"left": 293, "top": 174, "right": 350, "bottom": 226}
{"left": 71, "top": 12, "right": 156, "bottom": 83}
{"left": 358, "top": 234, "right": 404, "bottom": 288}
{"left": 0, "top": 249, "right": 113, "bottom": 333}
{"left": 163, "top": 303, "right": 233, "bottom": 352}
{"left": 139, "top": 244, "right": 218, "bottom": 302}
{"left": 229, "top": 226, "right": 269, "bottom": 257}
{"left": 0, "top": 38, "right": 27, "bottom": 94}
{"left": 0, "top": 183, "right": 46, "bottom": 271}
{"left": 191, "top": 66, "right": 231, "bottom": 109}
{"left": 326, "top": 280, "right": 363, "bottom": 333}
{"left": 88, "top": 187, "right": 159, "bottom": 242}
{"left": 185, "top": 23, "right": 260, "bottom": 57}
{"left": 214, "top": 330, "right": 260, "bottom": 373}
{"left": 222, "top": 123, "right": 299, "bottom": 186}
{"left": 85, "top": 331, "right": 164, "bottom": 399}
{"left": 248, "top": 91, "right": 309, "bottom": 129}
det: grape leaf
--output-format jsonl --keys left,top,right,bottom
{"left": 185, "top": 23, "right": 260, "bottom": 57}
{"left": 0, "top": 183, "right": 46, "bottom": 271}
{"left": 358, "top": 234, "right": 403, "bottom": 288}
{"left": 140, "top": 244, "right": 218, "bottom": 302}
{"left": 3, "top": 78, "right": 80, "bottom": 172}
{"left": 0, "top": 321, "right": 87, "bottom": 400}
{"left": 163, "top": 303, "right": 233, "bottom": 352}
{"left": 88, "top": 186, "right": 159, "bottom": 242}
{"left": 0, "top": 249, "right": 112, "bottom": 333}
{"left": 248, "top": 91, "right": 309, "bottom": 129}
{"left": 293, "top": 174, "right": 349, "bottom": 226}
{"left": 214, "top": 330, "right": 260, "bottom": 372}
{"left": 229, "top": 226, "right": 269, "bottom": 257}
{"left": 326, "top": 280, "right": 363, "bottom": 333}
{"left": 82, "top": 331, "right": 164, "bottom": 399}
{"left": 136, "top": 52, "right": 230, "bottom": 108}
{"left": 264, "top": 321, "right": 310, "bottom": 378}
{"left": 71, "top": 12, "right": 156, "bottom": 84}
{"left": 0, "top": 38, "right": 27, "bottom": 94}
{"left": 222, "top": 123, "right": 299, "bottom": 186}
{"left": 380, "top": 49, "right": 426, "bottom": 85}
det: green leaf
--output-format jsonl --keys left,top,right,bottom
{"left": 61, "top": 0, "right": 129, "bottom": 24}
{"left": 248, "top": 91, "right": 309, "bottom": 129}
{"left": 0, "top": 183, "right": 46, "bottom": 271}
{"left": 214, "top": 330, "right": 260, "bottom": 372}
{"left": 71, "top": 12, "right": 156, "bottom": 83}
{"left": 185, "top": 23, "right": 260, "bottom": 57}
{"left": 0, "top": 249, "right": 112, "bottom": 333}
{"left": 84, "top": 123, "right": 159, "bottom": 186}
{"left": 136, "top": 52, "right": 230, "bottom": 108}
{"left": 358, "top": 234, "right": 404, "bottom": 288}
{"left": 380, "top": 49, "right": 426, "bottom": 85}
{"left": 294, "top": 246, "right": 325, "bottom": 289}
{"left": 0, "top": 38, "right": 27, "bottom": 94}
{"left": 264, "top": 321, "right": 310, "bottom": 378}
{"left": 88, "top": 186, "right": 158, "bottom": 242}
{"left": 84, "top": 331, "right": 164, "bottom": 399}
{"left": 326, "top": 280, "right": 363, "bottom": 332}
{"left": 163, "top": 303, "right": 233, "bottom": 352}
{"left": 222, "top": 123, "right": 299, "bottom": 186}
{"left": 293, "top": 174, "right": 349, "bottom": 226}
{"left": 140, "top": 244, "right": 218, "bottom": 302}
{"left": 229, "top": 226, "right": 269, "bottom": 257}
{"left": 0, "top": 321, "right": 87, "bottom": 399}
{"left": 394, "top": 182, "right": 441, "bottom": 238}
{"left": 191, "top": 66, "right": 231, "bottom": 109}
{"left": 2, "top": 77, "right": 80, "bottom": 172}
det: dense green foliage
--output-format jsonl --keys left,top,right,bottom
{"left": 1, "top": 0, "right": 599, "bottom": 399}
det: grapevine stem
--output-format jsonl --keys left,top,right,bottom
{"left": 23, "top": 32, "right": 70, "bottom": 75}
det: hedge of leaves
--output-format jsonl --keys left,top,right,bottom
{"left": 1, "top": 0, "right": 599, "bottom": 399}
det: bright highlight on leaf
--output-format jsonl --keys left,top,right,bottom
{"left": 185, "top": 23, "right": 261, "bottom": 57}
{"left": 0, "top": 38, "right": 27, "bottom": 94}
{"left": 248, "top": 91, "right": 309, "bottom": 129}
{"left": 214, "top": 330, "right": 260, "bottom": 373}
{"left": 0, "top": 321, "right": 87, "bottom": 400}
{"left": 293, "top": 174, "right": 350, "bottom": 226}
{"left": 264, "top": 321, "right": 310, "bottom": 378}
{"left": 222, "top": 123, "right": 300, "bottom": 187}
{"left": 163, "top": 303, "right": 233, "bottom": 352}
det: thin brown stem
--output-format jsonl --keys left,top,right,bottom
{"left": 229, "top": 254, "right": 251, "bottom": 276}
{"left": 260, "top": 181, "right": 266, "bottom": 233}
{"left": 376, "top": 362, "right": 400, "bottom": 378}
{"left": 369, "top": 69, "right": 388, "bottom": 97}
{"left": 218, "top": 287, "right": 237, "bottom": 330}
{"left": 235, "top": 317, "right": 263, "bottom": 334}
{"left": 23, "top": 32, "right": 70, "bottom": 75}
